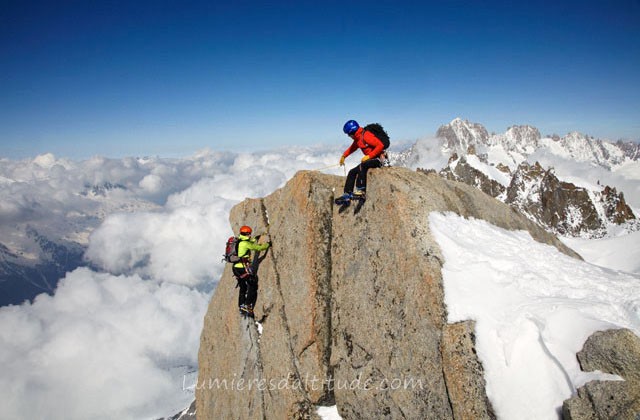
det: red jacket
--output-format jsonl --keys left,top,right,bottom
{"left": 342, "top": 127, "right": 385, "bottom": 160}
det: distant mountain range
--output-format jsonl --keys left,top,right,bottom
{"left": 0, "top": 227, "right": 85, "bottom": 306}
{"left": 0, "top": 181, "right": 159, "bottom": 306}
{"left": 437, "top": 117, "right": 640, "bottom": 169}
{"left": 398, "top": 118, "right": 639, "bottom": 238}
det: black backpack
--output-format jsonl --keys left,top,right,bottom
{"left": 223, "top": 236, "right": 243, "bottom": 263}
{"left": 364, "top": 123, "right": 390, "bottom": 150}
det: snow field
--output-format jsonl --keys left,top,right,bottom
{"left": 429, "top": 212, "right": 640, "bottom": 419}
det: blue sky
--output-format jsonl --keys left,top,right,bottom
{"left": 1, "top": 0, "right": 639, "bottom": 159}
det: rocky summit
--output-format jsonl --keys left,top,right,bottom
{"left": 196, "top": 168, "right": 583, "bottom": 419}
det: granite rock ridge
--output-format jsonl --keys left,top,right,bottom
{"left": 196, "top": 168, "right": 579, "bottom": 419}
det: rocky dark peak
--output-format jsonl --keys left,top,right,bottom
{"left": 435, "top": 159, "right": 637, "bottom": 238}
{"left": 440, "top": 156, "right": 505, "bottom": 199}
{"left": 600, "top": 186, "right": 636, "bottom": 224}
{"left": 505, "top": 162, "right": 604, "bottom": 236}
{"left": 538, "top": 172, "right": 603, "bottom": 236}
{"left": 495, "top": 163, "right": 511, "bottom": 175}
{"left": 81, "top": 182, "right": 127, "bottom": 197}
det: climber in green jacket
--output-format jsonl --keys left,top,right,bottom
{"left": 232, "top": 225, "right": 270, "bottom": 318}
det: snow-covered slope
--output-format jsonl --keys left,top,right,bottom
{"left": 561, "top": 230, "right": 640, "bottom": 274}
{"left": 430, "top": 212, "right": 640, "bottom": 419}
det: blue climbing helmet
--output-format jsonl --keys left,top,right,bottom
{"left": 343, "top": 120, "right": 359, "bottom": 135}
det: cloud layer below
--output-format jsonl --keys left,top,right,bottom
{"left": 0, "top": 268, "right": 208, "bottom": 419}
{"left": 0, "top": 145, "right": 347, "bottom": 419}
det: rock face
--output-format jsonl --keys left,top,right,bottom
{"left": 434, "top": 120, "right": 638, "bottom": 237}
{"left": 196, "top": 168, "right": 580, "bottom": 419}
{"left": 600, "top": 186, "right": 636, "bottom": 225}
{"left": 563, "top": 328, "right": 640, "bottom": 420}
{"left": 441, "top": 321, "right": 496, "bottom": 420}
{"left": 440, "top": 155, "right": 506, "bottom": 199}
{"left": 506, "top": 162, "right": 603, "bottom": 236}
{"left": 441, "top": 156, "right": 637, "bottom": 238}
{"left": 504, "top": 162, "right": 636, "bottom": 236}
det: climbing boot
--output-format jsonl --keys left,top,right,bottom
{"left": 334, "top": 193, "right": 352, "bottom": 205}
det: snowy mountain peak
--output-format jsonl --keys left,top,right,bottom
{"left": 616, "top": 140, "right": 640, "bottom": 160}
{"left": 494, "top": 125, "right": 541, "bottom": 154}
{"left": 550, "top": 131, "right": 627, "bottom": 168}
{"left": 436, "top": 118, "right": 637, "bottom": 170}
{"left": 437, "top": 118, "right": 489, "bottom": 152}
{"left": 437, "top": 140, "right": 638, "bottom": 238}
{"left": 437, "top": 119, "right": 542, "bottom": 156}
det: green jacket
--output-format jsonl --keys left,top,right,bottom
{"left": 233, "top": 234, "right": 270, "bottom": 268}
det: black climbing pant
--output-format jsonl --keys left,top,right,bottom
{"left": 344, "top": 158, "right": 382, "bottom": 194}
{"left": 233, "top": 266, "right": 258, "bottom": 309}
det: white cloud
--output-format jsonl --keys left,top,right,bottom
{"left": 85, "top": 204, "right": 229, "bottom": 287}
{"left": 0, "top": 267, "right": 208, "bottom": 420}
{"left": 404, "top": 136, "right": 450, "bottom": 171}
{"left": 0, "top": 145, "right": 346, "bottom": 419}
{"left": 84, "top": 146, "right": 345, "bottom": 287}
{"left": 138, "top": 173, "right": 165, "bottom": 194}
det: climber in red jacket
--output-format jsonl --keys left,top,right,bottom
{"left": 335, "top": 119, "right": 385, "bottom": 204}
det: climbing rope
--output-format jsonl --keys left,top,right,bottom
{"left": 313, "top": 162, "right": 346, "bottom": 176}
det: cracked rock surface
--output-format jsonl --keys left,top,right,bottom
{"left": 196, "top": 168, "right": 578, "bottom": 419}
